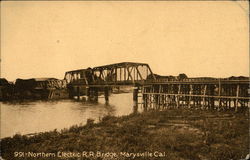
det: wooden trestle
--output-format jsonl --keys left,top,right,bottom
{"left": 139, "top": 80, "right": 249, "bottom": 112}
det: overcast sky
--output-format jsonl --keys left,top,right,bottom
{"left": 1, "top": 1, "right": 249, "bottom": 81}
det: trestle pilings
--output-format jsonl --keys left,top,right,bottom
{"left": 68, "top": 81, "right": 249, "bottom": 113}
{"left": 139, "top": 83, "right": 249, "bottom": 112}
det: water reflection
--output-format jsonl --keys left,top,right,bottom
{"left": 0, "top": 93, "right": 133, "bottom": 138}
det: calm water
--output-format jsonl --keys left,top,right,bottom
{"left": 0, "top": 93, "right": 138, "bottom": 138}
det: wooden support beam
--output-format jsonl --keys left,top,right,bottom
{"left": 77, "top": 86, "right": 80, "bottom": 100}
{"left": 142, "top": 87, "right": 148, "bottom": 111}
{"left": 86, "top": 86, "right": 90, "bottom": 101}
{"left": 158, "top": 85, "right": 162, "bottom": 109}
{"left": 161, "top": 85, "right": 165, "bottom": 108}
{"left": 93, "top": 87, "right": 98, "bottom": 102}
{"left": 202, "top": 85, "right": 207, "bottom": 109}
{"left": 133, "top": 86, "right": 139, "bottom": 113}
{"left": 177, "top": 84, "right": 181, "bottom": 108}
{"left": 235, "top": 84, "right": 240, "bottom": 112}
{"left": 150, "top": 86, "right": 154, "bottom": 109}
{"left": 218, "top": 79, "right": 221, "bottom": 109}
{"left": 119, "top": 67, "right": 121, "bottom": 81}
{"left": 189, "top": 85, "right": 193, "bottom": 108}
{"left": 210, "top": 85, "right": 215, "bottom": 109}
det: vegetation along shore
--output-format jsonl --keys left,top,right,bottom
{"left": 1, "top": 108, "right": 249, "bottom": 160}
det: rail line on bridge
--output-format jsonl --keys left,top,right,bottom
{"left": 64, "top": 62, "right": 250, "bottom": 112}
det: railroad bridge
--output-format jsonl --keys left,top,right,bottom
{"left": 64, "top": 62, "right": 250, "bottom": 112}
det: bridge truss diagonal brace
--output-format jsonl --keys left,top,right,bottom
{"left": 135, "top": 66, "right": 143, "bottom": 81}
{"left": 126, "top": 65, "right": 134, "bottom": 82}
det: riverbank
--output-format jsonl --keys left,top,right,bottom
{"left": 1, "top": 108, "right": 249, "bottom": 160}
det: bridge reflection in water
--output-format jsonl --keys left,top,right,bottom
{"left": 64, "top": 62, "right": 249, "bottom": 112}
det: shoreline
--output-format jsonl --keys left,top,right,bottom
{"left": 1, "top": 108, "right": 249, "bottom": 160}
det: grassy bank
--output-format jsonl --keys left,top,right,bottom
{"left": 1, "top": 108, "right": 249, "bottom": 160}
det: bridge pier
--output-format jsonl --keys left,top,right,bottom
{"left": 104, "top": 87, "right": 109, "bottom": 104}
{"left": 93, "top": 87, "right": 98, "bottom": 102}
{"left": 88, "top": 87, "right": 99, "bottom": 102}
{"left": 142, "top": 93, "right": 148, "bottom": 111}
{"left": 133, "top": 86, "right": 138, "bottom": 113}
{"left": 77, "top": 86, "right": 80, "bottom": 100}
{"left": 85, "top": 86, "right": 90, "bottom": 101}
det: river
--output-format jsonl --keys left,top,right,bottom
{"left": 0, "top": 93, "right": 140, "bottom": 138}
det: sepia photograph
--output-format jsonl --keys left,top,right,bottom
{"left": 0, "top": 1, "right": 249, "bottom": 160}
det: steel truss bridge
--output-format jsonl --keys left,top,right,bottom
{"left": 64, "top": 62, "right": 250, "bottom": 112}
{"left": 65, "top": 62, "right": 155, "bottom": 86}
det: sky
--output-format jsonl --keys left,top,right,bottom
{"left": 1, "top": 1, "right": 249, "bottom": 81}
